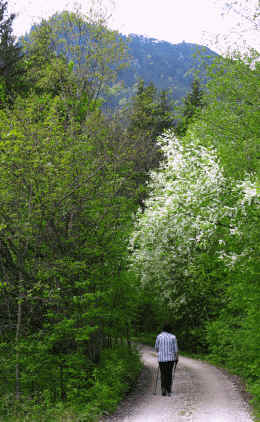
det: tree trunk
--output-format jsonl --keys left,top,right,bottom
{"left": 15, "top": 273, "right": 23, "bottom": 401}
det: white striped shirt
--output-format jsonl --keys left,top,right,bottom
{"left": 155, "top": 331, "right": 178, "bottom": 362}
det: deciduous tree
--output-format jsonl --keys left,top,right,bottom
{"left": 129, "top": 130, "right": 259, "bottom": 354}
{"left": 0, "top": 90, "right": 139, "bottom": 403}
{"left": 191, "top": 51, "right": 260, "bottom": 180}
{"left": 22, "top": 7, "right": 129, "bottom": 104}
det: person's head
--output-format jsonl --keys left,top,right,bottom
{"left": 162, "top": 323, "right": 171, "bottom": 333}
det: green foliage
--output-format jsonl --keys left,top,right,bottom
{"left": 22, "top": 19, "right": 217, "bottom": 107}
{"left": 22, "top": 8, "right": 129, "bottom": 103}
{"left": 184, "top": 53, "right": 260, "bottom": 415}
{"left": 129, "top": 125, "right": 260, "bottom": 413}
{"left": 84, "top": 346, "right": 142, "bottom": 418}
{"left": 128, "top": 44, "right": 260, "bottom": 418}
{"left": 133, "top": 332, "right": 157, "bottom": 347}
{"left": 0, "top": 87, "right": 141, "bottom": 416}
{"left": 0, "top": 0, "right": 24, "bottom": 106}
{"left": 0, "top": 4, "right": 145, "bottom": 420}
{"left": 191, "top": 51, "right": 260, "bottom": 180}
{"left": 127, "top": 80, "right": 174, "bottom": 139}
{"left": 1, "top": 2, "right": 258, "bottom": 419}
{"left": 0, "top": 346, "right": 142, "bottom": 422}
{"left": 175, "top": 78, "right": 205, "bottom": 136}
{"left": 122, "top": 79, "right": 175, "bottom": 201}
{"left": 206, "top": 228, "right": 260, "bottom": 418}
{"left": 186, "top": 49, "right": 260, "bottom": 417}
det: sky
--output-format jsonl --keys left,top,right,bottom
{"left": 8, "top": 0, "right": 260, "bottom": 53}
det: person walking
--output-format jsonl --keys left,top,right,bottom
{"left": 155, "top": 323, "right": 178, "bottom": 396}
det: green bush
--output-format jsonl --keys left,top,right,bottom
{"left": 206, "top": 280, "right": 260, "bottom": 421}
{"left": 0, "top": 345, "right": 142, "bottom": 422}
{"left": 84, "top": 345, "right": 142, "bottom": 417}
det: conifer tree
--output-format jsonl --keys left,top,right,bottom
{"left": 175, "top": 78, "right": 204, "bottom": 136}
{"left": 126, "top": 80, "right": 174, "bottom": 177}
{"left": 127, "top": 80, "right": 173, "bottom": 140}
{"left": 0, "top": 0, "right": 23, "bottom": 106}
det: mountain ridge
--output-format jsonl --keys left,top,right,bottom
{"left": 108, "top": 33, "right": 217, "bottom": 105}
{"left": 22, "top": 16, "right": 217, "bottom": 105}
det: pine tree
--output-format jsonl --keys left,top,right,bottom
{"left": 127, "top": 80, "right": 173, "bottom": 140}
{"left": 175, "top": 78, "right": 204, "bottom": 136}
{"left": 183, "top": 79, "right": 204, "bottom": 120}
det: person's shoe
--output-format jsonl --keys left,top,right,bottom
{"left": 162, "top": 388, "right": 166, "bottom": 396}
{"left": 167, "top": 392, "right": 171, "bottom": 397}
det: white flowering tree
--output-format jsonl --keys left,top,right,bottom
{"left": 129, "top": 129, "right": 259, "bottom": 351}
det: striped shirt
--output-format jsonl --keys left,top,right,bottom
{"left": 155, "top": 331, "right": 178, "bottom": 362}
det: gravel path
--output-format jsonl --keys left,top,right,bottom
{"left": 102, "top": 345, "right": 254, "bottom": 422}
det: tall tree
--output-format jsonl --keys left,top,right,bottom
{"left": 22, "top": 7, "right": 129, "bottom": 104}
{"left": 0, "top": 90, "right": 139, "bottom": 404}
{"left": 0, "top": 0, "right": 24, "bottom": 106}
{"left": 125, "top": 80, "right": 174, "bottom": 184}
{"left": 127, "top": 80, "right": 173, "bottom": 140}
{"left": 175, "top": 78, "right": 205, "bottom": 136}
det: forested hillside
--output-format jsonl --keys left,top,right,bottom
{"left": 0, "top": 1, "right": 259, "bottom": 421}
{"left": 22, "top": 15, "right": 217, "bottom": 106}
{"left": 115, "top": 34, "right": 216, "bottom": 105}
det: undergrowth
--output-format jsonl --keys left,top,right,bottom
{"left": 0, "top": 345, "right": 142, "bottom": 422}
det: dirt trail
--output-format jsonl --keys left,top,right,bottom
{"left": 102, "top": 345, "right": 254, "bottom": 422}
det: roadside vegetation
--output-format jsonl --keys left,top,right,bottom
{"left": 130, "top": 51, "right": 260, "bottom": 420}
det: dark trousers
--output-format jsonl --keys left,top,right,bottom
{"left": 159, "top": 361, "right": 174, "bottom": 393}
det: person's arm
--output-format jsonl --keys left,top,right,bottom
{"left": 175, "top": 338, "right": 179, "bottom": 363}
{"left": 155, "top": 336, "right": 159, "bottom": 352}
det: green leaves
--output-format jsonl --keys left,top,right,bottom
{"left": 23, "top": 8, "right": 129, "bottom": 103}
{"left": 127, "top": 47, "right": 260, "bottom": 413}
{"left": 129, "top": 129, "right": 259, "bottom": 354}
{"left": 0, "top": 66, "right": 141, "bottom": 413}
{"left": 191, "top": 52, "right": 260, "bottom": 180}
{"left": 0, "top": 3, "right": 143, "bottom": 418}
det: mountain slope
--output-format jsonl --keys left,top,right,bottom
{"left": 22, "top": 16, "right": 217, "bottom": 105}
{"left": 114, "top": 34, "right": 217, "bottom": 105}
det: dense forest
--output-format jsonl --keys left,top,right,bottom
{"left": 0, "top": 1, "right": 259, "bottom": 421}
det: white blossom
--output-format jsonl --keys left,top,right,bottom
{"left": 129, "top": 130, "right": 259, "bottom": 303}
{"left": 239, "top": 179, "right": 258, "bottom": 205}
